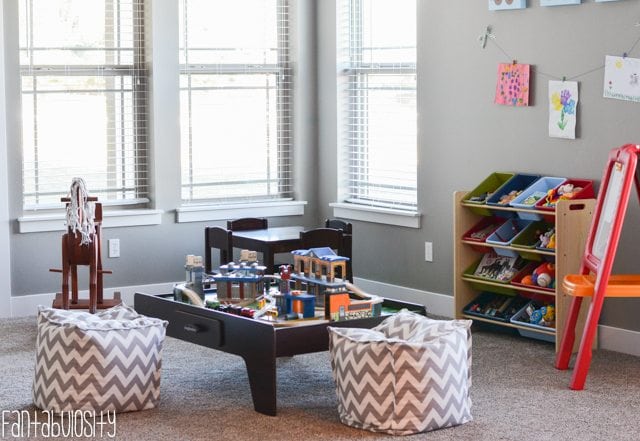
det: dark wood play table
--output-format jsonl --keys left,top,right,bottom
{"left": 134, "top": 292, "right": 425, "bottom": 416}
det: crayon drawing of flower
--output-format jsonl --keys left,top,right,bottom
{"left": 551, "top": 89, "right": 576, "bottom": 131}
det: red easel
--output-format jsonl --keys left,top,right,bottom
{"left": 556, "top": 143, "right": 640, "bottom": 390}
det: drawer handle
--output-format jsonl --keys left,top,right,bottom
{"left": 184, "top": 323, "right": 202, "bottom": 333}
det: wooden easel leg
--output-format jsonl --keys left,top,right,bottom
{"left": 555, "top": 296, "right": 584, "bottom": 370}
{"left": 569, "top": 292, "right": 606, "bottom": 390}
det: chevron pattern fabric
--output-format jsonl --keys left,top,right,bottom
{"left": 328, "top": 310, "right": 473, "bottom": 435}
{"left": 374, "top": 311, "right": 474, "bottom": 398}
{"left": 33, "top": 304, "right": 168, "bottom": 414}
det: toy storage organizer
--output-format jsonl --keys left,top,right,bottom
{"left": 453, "top": 176, "right": 595, "bottom": 351}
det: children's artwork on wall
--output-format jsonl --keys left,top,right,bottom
{"left": 495, "top": 63, "right": 530, "bottom": 107}
{"left": 540, "top": 0, "right": 581, "bottom": 5}
{"left": 549, "top": 80, "right": 578, "bottom": 139}
{"left": 604, "top": 55, "right": 640, "bottom": 103}
{"left": 489, "top": 0, "right": 527, "bottom": 10}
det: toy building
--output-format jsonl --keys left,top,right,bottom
{"left": 268, "top": 266, "right": 316, "bottom": 320}
{"left": 184, "top": 254, "right": 205, "bottom": 299}
{"left": 211, "top": 260, "right": 267, "bottom": 300}
{"left": 290, "top": 247, "right": 350, "bottom": 306}
{"left": 324, "top": 288, "right": 383, "bottom": 321}
{"left": 291, "top": 247, "right": 349, "bottom": 283}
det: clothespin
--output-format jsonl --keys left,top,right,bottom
{"left": 512, "top": 59, "right": 517, "bottom": 66}
{"left": 562, "top": 76, "right": 566, "bottom": 82}
{"left": 478, "top": 26, "right": 492, "bottom": 49}
{"left": 623, "top": 52, "right": 628, "bottom": 59}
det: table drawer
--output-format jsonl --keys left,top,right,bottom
{"left": 169, "top": 310, "right": 224, "bottom": 349}
{"left": 134, "top": 293, "right": 225, "bottom": 349}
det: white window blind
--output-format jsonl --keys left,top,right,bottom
{"left": 19, "top": 0, "right": 148, "bottom": 210}
{"left": 179, "top": 0, "right": 292, "bottom": 204}
{"left": 339, "top": 0, "right": 417, "bottom": 211}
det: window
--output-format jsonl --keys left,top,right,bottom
{"left": 179, "top": 0, "right": 292, "bottom": 204}
{"left": 338, "top": 0, "right": 417, "bottom": 211}
{"left": 19, "top": 0, "right": 148, "bottom": 210}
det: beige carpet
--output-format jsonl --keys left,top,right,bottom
{"left": 1, "top": 316, "right": 640, "bottom": 441}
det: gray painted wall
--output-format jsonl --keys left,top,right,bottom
{"left": 317, "top": 1, "right": 640, "bottom": 330}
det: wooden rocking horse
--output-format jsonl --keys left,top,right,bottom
{"left": 50, "top": 178, "right": 121, "bottom": 313}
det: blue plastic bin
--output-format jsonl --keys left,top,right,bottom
{"left": 510, "top": 177, "right": 566, "bottom": 220}
{"left": 463, "top": 292, "right": 529, "bottom": 323}
{"left": 510, "top": 300, "right": 556, "bottom": 343}
{"left": 486, "top": 174, "right": 540, "bottom": 218}
{"left": 486, "top": 218, "right": 532, "bottom": 257}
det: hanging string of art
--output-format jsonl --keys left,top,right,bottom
{"left": 479, "top": 22, "right": 640, "bottom": 139}
{"left": 478, "top": 23, "right": 640, "bottom": 83}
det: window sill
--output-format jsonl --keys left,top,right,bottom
{"left": 18, "top": 209, "right": 163, "bottom": 233}
{"left": 175, "top": 200, "right": 307, "bottom": 223}
{"left": 330, "top": 202, "right": 421, "bottom": 228}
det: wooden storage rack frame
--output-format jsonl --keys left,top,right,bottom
{"left": 453, "top": 191, "right": 595, "bottom": 352}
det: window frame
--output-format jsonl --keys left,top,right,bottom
{"left": 18, "top": 0, "right": 149, "bottom": 212}
{"left": 178, "top": 0, "right": 293, "bottom": 205}
{"left": 338, "top": 0, "right": 418, "bottom": 214}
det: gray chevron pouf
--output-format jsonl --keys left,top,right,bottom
{"left": 328, "top": 310, "right": 473, "bottom": 435}
{"left": 33, "top": 304, "right": 168, "bottom": 414}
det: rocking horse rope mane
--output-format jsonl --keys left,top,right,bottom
{"left": 66, "top": 178, "right": 95, "bottom": 246}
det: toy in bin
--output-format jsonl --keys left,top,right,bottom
{"left": 469, "top": 221, "right": 499, "bottom": 241}
{"left": 497, "top": 190, "right": 522, "bottom": 205}
{"left": 540, "top": 183, "right": 583, "bottom": 208}
{"left": 521, "top": 262, "right": 555, "bottom": 289}
{"left": 472, "top": 253, "right": 525, "bottom": 283}
{"left": 468, "top": 192, "right": 493, "bottom": 203}
{"left": 463, "top": 292, "right": 528, "bottom": 322}
{"left": 522, "top": 302, "right": 555, "bottom": 329}
{"left": 538, "top": 227, "right": 556, "bottom": 250}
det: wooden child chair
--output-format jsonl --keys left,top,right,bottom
{"left": 50, "top": 179, "right": 120, "bottom": 313}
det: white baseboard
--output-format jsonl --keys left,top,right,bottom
{"left": 10, "top": 282, "right": 176, "bottom": 318}
{"left": 353, "top": 277, "right": 640, "bottom": 358}
{"left": 597, "top": 325, "right": 640, "bottom": 358}
{"left": 353, "top": 277, "right": 454, "bottom": 318}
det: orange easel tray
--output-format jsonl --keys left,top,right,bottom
{"left": 562, "top": 274, "right": 640, "bottom": 298}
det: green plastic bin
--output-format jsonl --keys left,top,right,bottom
{"left": 462, "top": 172, "right": 515, "bottom": 216}
{"left": 462, "top": 257, "right": 520, "bottom": 296}
{"left": 511, "top": 221, "right": 553, "bottom": 261}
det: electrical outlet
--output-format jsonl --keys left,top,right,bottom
{"left": 108, "top": 239, "right": 120, "bottom": 258}
{"left": 425, "top": 241, "right": 433, "bottom": 262}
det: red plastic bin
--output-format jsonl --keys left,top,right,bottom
{"left": 510, "top": 262, "right": 555, "bottom": 293}
{"left": 535, "top": 179, "right": 595, "bottom": 212}
{"left": 461, "top": 217, "right": 504, "bottom": 252}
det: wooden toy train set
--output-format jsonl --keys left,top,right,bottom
{"left": 176, "top": 248, "right": 382, "bottom": 325}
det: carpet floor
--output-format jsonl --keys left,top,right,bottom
{"left": 1, "top": 316, "right": 639, "bottom": 441}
